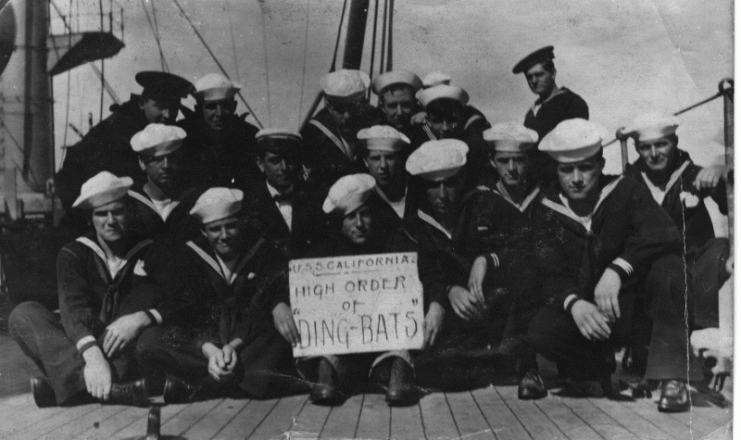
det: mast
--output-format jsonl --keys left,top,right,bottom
{"left": 342, "top": 0, "right": 369, "bottom": 70}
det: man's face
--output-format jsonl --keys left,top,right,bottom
{"left": 139, "top": 149, "right": 183, "bottom": 191}
{"left": 140, "top": 97, "right": 180, "bottom": 124}
{"left": 379, "top": 87, "right": 416, "bottom": 129}
{"left": 364, "top": 150, "right": 402, "bottom": 189}
{"left": 341, "top": 204, "right": 374, "bottom": 245}
{"left": 257, "top": 151, "right": 297, "bottom": 191}
{"left": 636, "top": 136, "right": 676, "bottom": 172}
{"left": 201, "top": 98, "right": 237, "bottom": 131}
{"left": 201, "top": 216, "right": 244, "bottom": 260}
{"left": 525, "top": 63, "right": 556, "bottom": 96}
{"left": 428, "top": 108, "right": 463, "bottom": 139}
{"left": 92, "top": 199, "right": 129, "bottom": 244}
{"left": 425, "top": 175, "right": 462, "bottom": 218}
{"left": 326, "top": 96, "right": 365, "bottom": 127}
{"left": 492, "top": 151, "right": 529, "bottom": 188}
{"left": 557, "top": 157, "right": 604, "bottom": 201}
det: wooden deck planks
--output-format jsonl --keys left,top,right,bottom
{"left": 111, "top": 403, "right": 189, "bottom": 440}
{"left": 355, "top": 393, "right": 390, "bottom": 440}
{"left": 471, "top": 386, "right": 532, "bottom": 440}
{"left": 494, "top": 386, "right": 568, "bottom": 440}
{"left": 618, "top": 398, "right": 699, "bottom": 440}
{"left": 181, "top": 398, "right": 251, "bottom": 440}
{"left": 588, "top": 396, "right": 673, "bottom": 440}
{"left": 320, "top": 393, "right": 365, "bottom": 439}
{"left": 0, "top": 394, "right": 66, "bottom": 438}
{"left": 247, "top": 394, "right": 309, "bottom": 440}
{"left": 215, "top": 397, "right": 279, "bottom": 439}
{"left": 419, "top": 392, "right": 459, "bottom": 440}
{"left": 533, "top": 396, "right": 603, "bottom": 440}
{"left": 444, "top": 391, "right": 495, "bottom": 440}
{"left": 160, "top": 399, "right": 223, "bottom": 437}
{"left": 389, "top": 401, "right": 424, "bottom": 440}
{"left": 287, "top": 398, "right": 333, "bottom": 440}
{"left": 75, "top": 405, "right": 152, "bottom": 439}
{"left": 556, "top": 396, "right": 641, "bottom": 440}
{"left": 4, "top": 402, "right": 100, "bottom": 440}
{"left": 36, "top": 404, "right": 130, "bottom": 440}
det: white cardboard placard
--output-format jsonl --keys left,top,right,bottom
{"left": 289, "top": 252, "right": 424, "bottom": 357}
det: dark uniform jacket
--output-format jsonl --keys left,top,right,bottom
{"left": 178, "top": 114, "right": 261, "bottom": 189}
{"left": 301, "top": 107, "right": 383, "bottom": 189}
{"left": 128, "top": 183, "right": 203, "bottom": 249}
{"left": 625, "top": 149, "right": 727, "bottom": 260}
{"left": 152, "top": 233, "right": 286, "bottom": 349}
{"left": 56, "top": 96, "right": 149, "bottom": 211}
{"left": 531, "top": 175, "right": 682, "bottom": 308}
{"left": 58, "top": 233, "right": 156, "bottom": 348}
{"left": 524, "top": 87, "right": 589, "bottom": 182}
{"left": 243, "top": 181, "right": 329, "bottom": 260}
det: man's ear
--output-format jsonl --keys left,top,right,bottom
{"left": 200, "top": 228, "right": 208, "bottom": 239}
{"left": 256, "top": 156, "right": 266, "bottom": 173}
{"left": 138, "top": 158, "right": 147, "bottom": 171}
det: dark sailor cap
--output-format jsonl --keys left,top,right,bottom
{"left": 135, "top": 71, "right": 194, "bottom": 101}
{"left": 512, "top": 46, "right": 555, "bottom": 74}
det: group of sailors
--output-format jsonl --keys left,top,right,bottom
{"left": 8, "top": 46, "right": 730, "bottom": 414}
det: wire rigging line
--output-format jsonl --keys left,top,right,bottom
{"left": 368, "top": 0, "right": 380, "bottom": 97}
{"left": 225, "top": 0, "right": 241, "bottom": 82}
{"left": 170, "top": 0, "right": 263, "bottom": 128}
{"left": 259, "top": 5, "right": 272, "bottom": 127}
{"left": 386, "top": 0, "right": 393, "bottom": 71}
{"left": 330, "top": 0, "right": 350, "bottom": 73}
{"left": 380, "top": 0, "right": 388, "bottom": 74}
{"left": 61, "top": 0, "right": 74, "bottom": 153}
{"left": 149, "top": 0, "right": 169, "bottom": 72}
{"left": 297, "top": 0, "right": 311, "bottom": 119}
{"left": 99, "top": 0, "right": 105, "bottom": 121}
{"left": 139, "top": 0, "right": 169, "bottom": 72}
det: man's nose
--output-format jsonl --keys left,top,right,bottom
{"left": 507, "top": 159, "right": 516, "bottom": 171}
{"left": 650, "top": 146, "right": 659, "bottom": 157}
{"left": 380, "top": 156, "right": 387, "bottom": 168}
{"left": 572, "top": 170, "right": 584, "bottom": 183}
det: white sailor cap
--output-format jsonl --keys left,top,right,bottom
{"left": 422, "top": 72, "right": 452, "bottom": 89}
{"left": 406, "top": 139, "right": 468, "bottom": 181}
{"left": 190, "top": 187, "right": 244, "bottom": 224}
{"left": 73, "top": 171, "right": 133, "bottom": 209}
{"left": 623, "top": 112, "right": 680, "bottom": 143}
{"left": 193, "top": 73, "right": 241, "bottom": 102}
{"left": 371, "top": 70, "right": 423, "bottom": 95}
{"left": 357, "top": 125, "right": 410, "bottom": 152}
{"left": 539, "top": 119, "right": 607, "bottom": 163}
{"left": 483, "top": 122, "right": 539, "bottom": 153}
{"left": 416, "top": 85, "right": 469, "bottom": 108}
{"left": 320, "top": 70, "right": 371, "bottom": 100}
{"left": 322, "top": 174, "right": 377, "bottom": 215}
{"left": 131, "top": 123, "right": 187, "bottom": 157}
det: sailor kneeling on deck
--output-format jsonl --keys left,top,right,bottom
{"left": 135, "top": 187, "right": 294, "bottom": 403}
{"left": 9, "top": 172, "right": 159, "bottom": 407}
{"left": 526, "top": 119, "right": 703, "bottom": 413}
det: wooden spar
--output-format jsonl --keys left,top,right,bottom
{"left": 342, "top": 0, "right": 370, "bottom": 70}
{"left": 721, "top": 78, "right": 733, "bottom": 247}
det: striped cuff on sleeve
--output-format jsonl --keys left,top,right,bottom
{"left": 609, "top": 257, "right": 634, "bottom": 280}
{"left": 484, "top": 253, "right": 500, "bottom": 270}
{"left": 147, "top": 309, "right": 163, "bottom": 325}
{"left": 76, "top": 335, "right": 98, "bottom": 354}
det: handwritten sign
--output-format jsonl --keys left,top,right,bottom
{"left": 289, "top": 252, "right": 424, "bottom": 357}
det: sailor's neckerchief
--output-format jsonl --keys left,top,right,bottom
{"left": 530, "top": 86, "right": 568, "bottom": 117}
{"left": 185, "top": 237, "right": 265, "bottom": 286}
{"left": 491, "top": 180, "right": 541, "bottom": 213}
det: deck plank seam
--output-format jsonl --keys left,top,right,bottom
{"left": 616, "top": 397, "right": 683, "bottom": 438}
{"left": 584, "top": 397, "right": 651, "bottom": 440}
{"left": 415, "top": 399, "right": 429, "bottom": 440}
{"left": 110, "top": 403, "right": 190, "bottom": 439}
{"left": 469, "top": 389, "right": 498, "bottom": 440}
{"left": 9, "top": 403, "right": 110, "bottom": 440}
{"left": 352, "top": 392, "right": 366, "bottom": 439}
{"left": 211, "top": 399, "right": 255, "bottom": 439}
{"left": 442, "top": 392, "right": 463, "bottom": 440}
{"left": 531, "top": 398, "right": 575, "bottom": 440}
{"left": 244, "top": 398, "right": 281, "bottom": 440}
{"left": 286, "top": 393, "right": 312, "bottom": 436}
{"left": 56, "top": 405, "right": 132, "bottom": 440}
{"left": 175, "top": 398, "right": 226, "bottom": 437}
{"left": 493, "top": 386, "right": 535, "bottom": 440}
{"left": 544, "top": 397, "right": 609, "bottom": 440}
{"left": 317, "top": 401, "right": 336, "bottom": 439}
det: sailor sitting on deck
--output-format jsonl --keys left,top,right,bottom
{"left": 9, "top": 172, "right": 159, "bottom": 408}
{"left": 135, "top": 187, "right": 294, "bottom": 403}
{"left": 292, "top": 174, "right": 419, "bottom": 406}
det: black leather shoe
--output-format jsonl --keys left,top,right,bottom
{"left": 658, "top": 380, "right": 690, "bottom": 412}
{"left": 30, "top": 377, "right": 57, "bottom": 408}
{"left": 518, "top": 370, "right": 547, "bottom": 400}
{"left": 386, "top": 357, "right": 417, "bottom": 406}
{"left": 163, "top": 375, "right": 199, "bottom": 404}
{"left": 108, "top": 378, "right": 148, "bottom": 407}
{"left": 311, "top": 358, "right": 340, "bottom": 405}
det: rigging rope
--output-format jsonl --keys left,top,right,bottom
{"left": 99, "top": 0, "right": 105, "bottom": 121}
{"left": 170, "top": 0, "right": 263, "bottom": 128}
{"left": 225, "top": 0, "right": 241, "bottom": 82}
{"left": 150, "top": 0, "right": 169, "bottom": 72}
{"left": 61, "top": 0, "right": 74, "bottom": 154}
{"left": 380, "top": 0, "right": 388, "bottom": 75}
{"left": 297, "top": 0, "right": 311, "bottom": 119}
{"left": 386, "top": 0, "right": 393, "bottom": 71}
{"left": 139, "top": 0, "right": 168, "bottom": 72}
{"left": 259, "top": 4, "right": 272, "bottom": 127}
{"left": 367, "top": 0, "right": 380, "bottom": 99}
